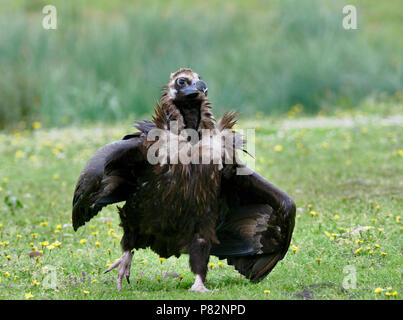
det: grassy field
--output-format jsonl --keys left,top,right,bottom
{"left": 0, "top": 99, "right": 402, "bottom": 300}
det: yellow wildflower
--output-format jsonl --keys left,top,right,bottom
{"left": 264, "top": 290, "right": 271, "bottom": 294}
{"left": 15, "top": 150, "right": 24, "bottom": 159}
{"left": 29, "top": 156, "right": 37, "bottom": 163}
{"left": 274, "top": 145, "right": 283, "bottom": 152}
{"left": 25, "top": 292, "right": 34, "bottom": 299}
{"left": 32, "top": 122, "right": 41, "bottom": 130}
{"left": 52, "top": 241, "right": 62, "bottom": 247}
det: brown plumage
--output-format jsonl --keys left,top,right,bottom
{"left": 72, "top": 68, "right": 296, "bottom": 291}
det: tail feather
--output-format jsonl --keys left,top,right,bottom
{"left": 227, "top": 253, "right": 282, "bottom": 282}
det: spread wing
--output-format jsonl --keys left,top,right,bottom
{"left": 72, "top": 135, "right": 146, "bottom": 231}
{"left": 212, "top": 164, "right": 296, "bottom": 282}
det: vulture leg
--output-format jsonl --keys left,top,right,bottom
{"left": 104, "top": 250, "right": 133, "bottom": 291}
{"left": 188, "top": 235, "right": 211, "bottom": 292}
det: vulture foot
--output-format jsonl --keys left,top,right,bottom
{"left": 189, "top": 275, "right": 210, "bottom": 293}
{"left": 104, "top": 250, "right": 133, "bottom": 291}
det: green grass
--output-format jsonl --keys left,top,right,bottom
{"left": 0, "top": 101, "right": 402, "bottom": 300}
{"left": 1, "top": 0, "right": 403, "bottom": 128}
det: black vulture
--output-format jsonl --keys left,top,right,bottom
{"left": 72, "top": 68, "right": 296, "bottom": 292}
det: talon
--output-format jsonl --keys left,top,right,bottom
{"left": 104, "top": 251, "right": 133, "bottom": 291}
{"left": 104, "top": 259, "right": 121, "bottom": 274}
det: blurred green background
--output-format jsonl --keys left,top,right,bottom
{"left": 0, "top": 0, "right": 402, "bottom": 129}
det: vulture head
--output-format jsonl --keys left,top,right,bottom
{"left": 167, "top": 68, "right": 208, "bottom": 100}
{"left": 159, "top": 68, "right": 214, "bottom": 131}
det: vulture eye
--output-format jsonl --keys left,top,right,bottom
{"left": 176, "top": 78, "right": 187, "bottom": 87}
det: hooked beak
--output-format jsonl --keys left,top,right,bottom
{"left": 180, "top": 80, "right": 208, "bottom": 97}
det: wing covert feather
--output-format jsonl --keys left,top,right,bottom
{"left": 72, "top": 137, "right": 145, "bottom": 231}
